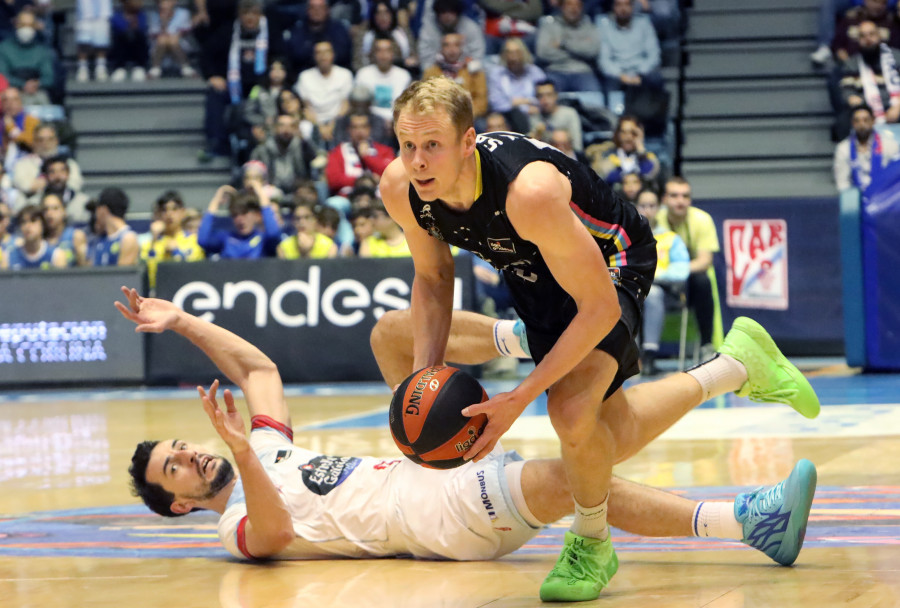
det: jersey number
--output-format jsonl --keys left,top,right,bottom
{"left": 476, "top": 133, "right": 554, "bottom": 153}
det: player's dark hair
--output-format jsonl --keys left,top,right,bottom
{"left": 129, "top": 440, "right": 184, "bottom": 518}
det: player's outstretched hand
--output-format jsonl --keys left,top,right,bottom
{"left": 460, "top": 391, "right": 529, "bottom": 462}
{"left": 199, "top": 379, "right": 248, "bottom": 453}
{"left": 114, "top": 286, "right": 181, "bottom": 333}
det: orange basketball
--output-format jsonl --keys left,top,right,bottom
{"left": 389, "top": 366, "right": 489, "bottom": 469}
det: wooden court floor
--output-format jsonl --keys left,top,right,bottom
{"left": 1, "top": 372, "right": 899, "bottom": 608}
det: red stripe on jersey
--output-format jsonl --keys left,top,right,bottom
{"left": 236, "top": 516, "right": 256, "bottom": 560}
{"left": 250, "top": 415, "right": 293, "bottom": 442}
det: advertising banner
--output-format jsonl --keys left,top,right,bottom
{"left": 149, "top": 257, "right": 475, "bottom": 383}
{"left": 724, "top": 219, "right": 789, "bottom": 310}
{"left": 0, "top": 267, "right": 146, "bottom": 385}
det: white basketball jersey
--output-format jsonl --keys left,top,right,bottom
{"left": 217, "top": 418, "right": 539, "bottom": 561}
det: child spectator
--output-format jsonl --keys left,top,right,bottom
{"left": 1, "top": 203, "right": 67, "bottom": 270}
{"left": 197, "top": 183, "right": 281, "bottom": 258}
{"left": 181, "top": 207, "right": 201, "bottom": 235}
{"left": 241, "top": 159, "right": 284, "bottom": 206}
{"left": 347, "top": 206, "right": 374, "bottom": 256}
{"left": 42, "top": 192, "right": 88, "bottom": 266}
{"left": 619, "top": 171, "right": 644, "bottom": 204}
{"left": 75, "top": 0, "right": 112, "bottom": 81}
{"left": 245, "top": 58, "right": 289, "bottom": 130}
{"left": 358, "top": 200, "right": 410, "bottom": 257}
{"left": 147, "top": 0, "right": 194, "bottom": 78}
{"left": 109, "top": 0, "right": 150, "bottom": 81}
{"left": 140, "top": 190, "right": 204, "bottom": 287}
{"left": 277, "top": 201, "right": 338, "bottom": 259}
{"left": 87, "top": 187, "right": 139, "bottom": 266}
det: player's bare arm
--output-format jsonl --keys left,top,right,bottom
{"left": 114, "top": 287, "right": 292, "bottom": 428}
{"left": 198, "top": 380, "right": 294, "bottom": 558}
{"left": 462, "top": 162, "right": 620, "bottom": 461}
{"left": 116, "top": 287, "right": 295, "bottom": 556}
{"left": 381, "top": 159, "right": 456, "bottom": 371}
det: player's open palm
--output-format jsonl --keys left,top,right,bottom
{"left": 461, "top": 391, "right": 529, "bottom": 462}
{"left": 114, "top": 286, "right": 180, "bottom": 333}
{"left": 199, "top": 379, "right": 249, "bottom": 453}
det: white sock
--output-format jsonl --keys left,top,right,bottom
{"left": 78, "top": 58, "right": 88, "bottom": 68}
{"left": 571, "top": 495, "right": 610, "bottom": 540}
{"left": 692, "top": 501, "right": 744, "bottom": 539}
{"left": 685, "top": 354, "right": 748, "bottom": 401}
{"left": 96, "top": 57, "right": 107, "bottom": 67}
{"left": 493, "top": 320, "right": 529, "bottom": 359}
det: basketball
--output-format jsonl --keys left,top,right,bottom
{"left": 389, "top": 366, "right": 489, "bottom": 469}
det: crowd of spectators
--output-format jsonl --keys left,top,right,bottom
{"left": 0, "top": 0, "right": 689, "bottom": 372}
{"left": 813, "top": 1, "right": 900, "bottom": 190}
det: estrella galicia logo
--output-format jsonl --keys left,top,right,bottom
{"left": 299, "top": 455, "right": 361, "bottom": 496}
{"left": 274, "top": 449, "right": 292, "bottom": 463}
{"left": 487, "top": 238, "right": 515, "bottom": 254}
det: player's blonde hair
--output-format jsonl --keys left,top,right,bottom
{"left": 393, "top": 77, "right": 474, "bottom": 139}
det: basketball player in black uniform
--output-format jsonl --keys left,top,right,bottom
{"left": 383, "top": 78, "right": 821, "bottom": 602}
{"left": 381, "top": 77, "right": 659, "bottom": 602}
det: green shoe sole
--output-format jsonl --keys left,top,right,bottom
{"left": 724, "top": 317, "right": 821, "bottom": 419}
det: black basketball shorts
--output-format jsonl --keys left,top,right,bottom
{"left": 524, "top": 268, "right": 648, "bottom": 401}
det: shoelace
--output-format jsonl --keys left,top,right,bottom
{"left": 745, "top": 480, "right": 785, "bottom": 522}
{"left": 549, "top": 541, "right": 601, "bottom": 580}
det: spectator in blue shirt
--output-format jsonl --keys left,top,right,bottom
{"left": 0, "top": 203, "right": 67, "bottom": 270}
{"left": 197, "top": 184, "right": 282, "bottom": 259}
{"left": 109, "top": 0, "right": 150, "bottom": 81}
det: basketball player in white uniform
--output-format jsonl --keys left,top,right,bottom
{"left": 118, "top": 287, "right": 816, "bottom": 569}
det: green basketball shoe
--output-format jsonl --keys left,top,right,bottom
{"left": 539, "top": 531, "right": 618, "bottom": 602}
{"left": 719, "top": 317, "right": 820, "bottom": 419}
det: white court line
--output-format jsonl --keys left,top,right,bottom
{"left": 0, "top": 575, "right": 169, "bottom": 582}
{"left": 507, "top": 403, "right": 900, "bottom": 441}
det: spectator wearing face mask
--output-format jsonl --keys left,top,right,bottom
{"left": 0, "top": 7, "right": 55, "bottom": 105}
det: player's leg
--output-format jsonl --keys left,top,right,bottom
{"left": 540, "top": 350, "right": 621, "bottom": 601}
{"left": 514, "top": 459, "right": 693, "bottom": 534}
{"left": 513, "top": 458, "right": 816, "bottom": 566}
{"left": 371, "top": 308, "right": 506, "bottom": 386}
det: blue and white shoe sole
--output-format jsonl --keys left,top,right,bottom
{"left": 773, "top": 458, "right": 818, "bottom": 566}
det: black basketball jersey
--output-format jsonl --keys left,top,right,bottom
{"left": 407, "top": 131, "right": 657, "bottom": 334}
